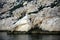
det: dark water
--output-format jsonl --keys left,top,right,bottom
{"left": 0, "top": 32, "right": 60, "bottom": 40}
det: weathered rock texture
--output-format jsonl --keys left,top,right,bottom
{"left": 40, "top": 17, "right": 60, "bottom": 31}
{"left": 0, "top": 0, "right": 60, "bottom": 32}
{"left": 11, "top": 15, "right": 32, "bottom": 32}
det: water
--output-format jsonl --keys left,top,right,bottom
{"left": 0, "top": 32, "right": 60, "bottom": 40}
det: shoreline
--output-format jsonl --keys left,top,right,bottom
{"left": 0, "top": 30, "right": 60, "bottom": 35}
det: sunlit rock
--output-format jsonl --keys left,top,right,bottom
{"left": 31, "top": 6, "right": 60, "bottom": 31}
{"left": 12, "top": 14, "right": 32, "bottom": 32}
{"left": 0, "top": 0, "right": 60, "bottom": 32}
{"left": 37, "top": 0, "right": 55, "bottom": 6}
{"left": 0, "top": 17, "right": 17, "bottom": 30}
{"left": 0, "top": 0, "right": 17, "bottom": 13}
{"left": 23, "top": 1, "right": 27, "bottom": 6}
{"left": 34, "top": 6, "right": 60, "bottom": 25}
{"left": 0, "top": 0, "right": 16, "bottom": 3}
{"left": 12, "top": 7, "right": 27, "bottom": 19}
{"left": 39, "top": 17, "right": 60, "bottom": 31}
{"left": 26, "top": 1, "right": 38, "bottom": 13}
{"left": 38, "top": 7, "right": 60, "bottom": 18}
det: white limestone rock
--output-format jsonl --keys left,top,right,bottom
{"left": 32, "top": 6, "right": 60, "bottom": 31}
{"left": 39, "top": 17, "right": 60, "bottom": 31}
{"left": 26, "top": 1, "right": 39, "bottom": 13}
{"left": 34, "top": 7, "right": 60, "bottom": 25}
{"left": 0, "top": 0, "right": 19, "bottom": 13}
{"left": 0, "top": 0, "right": 16, "bottom": 3}
{"left": 12, "top": 7, "right": 27, "bottom": 19}
{"left": 38, "top": 7, "right": 60, "bottom": 18}
{"left": 37, "top": 0, "right": 55, "bottom": 6}
{"left": 23, "top": 1, "right": 27, "bottom": 6}
{"left": 0, "top": 17, "right": 17, "bottom": 30}
{"left": 13, "top": 15, "right": 32, "bottom": 32}
{"left": 0, "top": 0, "right": 60, "bottom": 32}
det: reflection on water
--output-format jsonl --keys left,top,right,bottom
{"left": 0, "top": 32, "right": 60, "bottom": 40}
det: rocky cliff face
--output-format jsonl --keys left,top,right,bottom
{"left": 0, "top": 0, "right": 60, "bottom": 32}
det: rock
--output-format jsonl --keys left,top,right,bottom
{"left": 12, "top": 14, "right": 32, "bottom": 32}
{"left": 0, "top": 17, "right": 17, "bottom": 30}
{"left": 33, "top": 6, "right": 60, "bottom": 25}
{"left": 29, "top": 14, "right": 37, "bottom": 28}
{"left": 0, "top": 0, "right": 60, "bottom": 32}
{"left": 26, "top": 0, "right": 56, "bottom": 13}
{"left": 0, "top": 0, "right": 17, "bottom": 13}
{"left": 37, "top": 0, "right": 55, "bottom": 6}
{"left": 26, "top": 1, "right": 39, "bottom": 13}
{"left": 23, "top": 1, "right": 27, "bottom": 6}
{"left": 39, "top": 17, "right": 60, "bottom": 31}
{"left": 12, "top": 7, "right": 27, "bottom": 19}
{"left": 0, "top": 0, "right": 16, "bottom": 3}
{"left": 31, "top": 6, "right": 60, "bottom": 31}
{"left": 38, "top": 6, "right": 60, "bottom": 18}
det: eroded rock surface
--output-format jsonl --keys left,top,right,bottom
{"left": 0, "top": 17, "right": 17, "bottom": 30}
{"left": 11, "top": 15, "right": 32, "bottom": 32}
{"left": 40, "top": 17, "right": 60, "bottom": 31}
{"left": 0, "top": 0, "right": 60, "bottom": 32}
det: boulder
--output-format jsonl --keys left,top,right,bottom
{"left": 12, "top": 14, "right": 32, "bottom": 32}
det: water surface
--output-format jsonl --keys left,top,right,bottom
{"left": 0, "top": 32, "right": 60, "bottom": 40}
